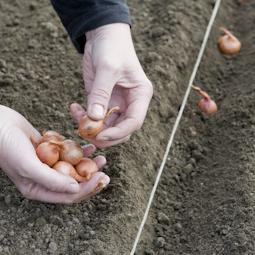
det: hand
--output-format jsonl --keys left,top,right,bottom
{"left": 0, "top": 105, "right": 110, "bottom": 204}
{"left": 70, "top": 23, "right": 153, "bottom": 148}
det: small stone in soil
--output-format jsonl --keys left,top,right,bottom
{"left": 184, "top": 163, "right": 194, "bottom": 174}
{"left": 180, "top": 236, "right": 188, "bottom": 243}
{"left": 144, "top": 250, "right": 155, "bottom": 255}
{"left": 173, "top": 174, "right": 180, "bottom": 182}
{"left": 172, "top": 201, "right": 182, "bottom": 210}
{"left": 35, "top": 217, "right": 47, "bottom": 228}
{"left": 28, "top": 39, "right": 38, "bottom": 49}
{"left": 0, "top": 59, "right": 6, "bottom": 69}
{"left": 188, "top": 141, "right": 201, "bottom": 151}
{"left": 4, "top": 195, "right": 11, "bottom": 205}
{"left": 50, "top": 215, "right": 64, "bottom": 227}
{"left": 34, "top": 249, "right": 42, "bottom": 255}
{"left": 154, "top": 237, "right": 165, "bottom": 248}
{"left": 80, "top": 251, "right": 92, "bottom": 255}
{"left": 9, "top": 230, "right": 14, "bottom": 236}
{"left": 42, "top": 22, "right": 58, "bottom": 37}
{"left": 192, "top": 150, "right": 204, "bottom": 160}
{"left": 175, "top": 222, "right": 182, "bottom": 232}
{"left": 29, "top": 3, "right": 36, "bottom": 11}
{"left": 157, "top": 212, "right": 170, "bottom": 224}
{"left": 89, "top": 230, "right": 96, "bottom": 236}
{"left": 94, "top": 249, "right": 104, "bottom": 255}
{"left": 189, "top": 157, "right": 196, "bottom": 165}
{"left": 188, "top": 127, "right": 197, "bottom": 137}
{"left": 48, "top": 241, "right": 58, "bottom": 252}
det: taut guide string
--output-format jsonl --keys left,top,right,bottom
{"left": 130, "top": 0, "right": 222, "bottom": 254}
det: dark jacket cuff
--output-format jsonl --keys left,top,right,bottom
{"left": 51, "top": 1, "right": 131, "bottom": 54}
{"left": 71, "top": 7, "right": 131, "bottom": 54}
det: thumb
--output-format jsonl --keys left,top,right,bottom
{"left": 87, "top": 68, "right": 116, "bottom": 120}
{"left": 22, "top": 158, "right": 80, "bottom": 194}
{"left": 3, "top": 126, "right": 80, "bottom": 194}
{"left": 15, "top": 131, "right": 80, "bottom": 194}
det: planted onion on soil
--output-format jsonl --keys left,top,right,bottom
{"left": 218, "top": 27, "right": 241, "bottom": 55}
{"left": 78, "top": 106, "right": 120, "bottom": 139}
{"left": 192, "top": 85, "right": 218, "bottom": 115}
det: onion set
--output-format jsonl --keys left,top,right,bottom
{"left": 35, "top": 130, "right": 99, "bottom": 182}
{"left": 50, "top": 139, "right": 83, "bottom": 165}
{"left": 76, "top": 158, "right": 98, "bottom": 180}
{"left": 192, "top": 85, "right": 218, "bottom": 115}
{"left": 36, "top": 142, "right": 59, "bottom": 167}
{"left": 53, "top": 161, "right": 87, "bottom": 182}
{"left": 40, "top": 130, "right": 65, "bottom": 143}
{"left": 218, "top": 27, "right": 241, "bottom": 55}
{"left": 78, "top": 106, "right": 120, "bottom": 139}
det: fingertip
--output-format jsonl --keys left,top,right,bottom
{"left": 70, "top": 102, "right": 83, "bottom": 111}
{"left": 26, "top": 160, "right": 81, "bottom": 194}
{"left": 89, "top": 171, "right": 106, "bottom": 183}
{"left": 30, "top": 134, "right": 41, "bottom": 148}
{"left": 70, "top": 103, "right": 78, "bottom": 114}
{"left": 93, "top": 155, "right": 107, "bottom": 169}
{"left": 91, "top": 173, "right": 110, "bottom": 193}
{"left": 48, "top": 171, "right": 81, "bottom": 194}
{"left": 68, "top": 173, "right": 110, "bottom": 203}
{"left": 82, "top": 144, "right": 96, "bottom": 156}
{"left": 70, "top": 103, "right": 86, "bottom": 123}
{"left": 103, "top": 174, "right": 110, "bottom": 186}
{"left": 87, "top": 103, "right": 105, "bottom": 120}
{"left": 68, "top": 181, "right": 80, "bottom": 193}
{"left": 78, "top": 172, "right": 106, "bottom": 190}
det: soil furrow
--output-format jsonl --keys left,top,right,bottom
{"left": 0, "top": 0, "right": 214, "bottom": 254}
{"left": 138, "top": 1, "right": 255, "bottom": 254}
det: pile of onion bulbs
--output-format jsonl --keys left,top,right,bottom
{"left": 35, "top": 130, "right": 98, "bottom": 182}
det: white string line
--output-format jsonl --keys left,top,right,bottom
{"left": 130, "top": 0, "right": 222, "bottom": 254}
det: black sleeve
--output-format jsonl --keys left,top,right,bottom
{"left": 50, "top": 0, "right": 131, "bottom": 54}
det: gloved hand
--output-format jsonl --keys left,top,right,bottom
{"left": 0, "top": 105, "right": 110, "bottom": 203}
{"left": 70, "top": 23, "right": 153, "bottom": 148}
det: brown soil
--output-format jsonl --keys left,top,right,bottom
{"left": 0, "top": 0, "right": 254, "bottom": 254}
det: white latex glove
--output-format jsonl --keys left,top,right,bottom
{"left": 0, "top": 105, "right": 110, "bottom": 203}
{"left": 70, "top": 23, "right": 153, "bottom": 148}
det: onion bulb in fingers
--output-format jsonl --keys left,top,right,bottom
{"left": 78, "top": 106, "right": 120, "bottom": 139}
